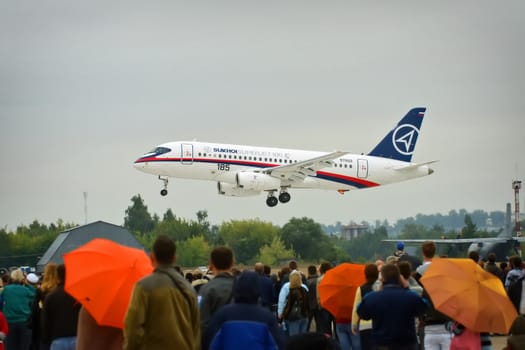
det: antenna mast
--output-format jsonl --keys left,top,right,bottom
{"left": 83, "top": 192, "right": 88, "bottom": 225}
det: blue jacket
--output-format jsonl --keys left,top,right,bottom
{"left": 204, "top": 271, "right": 284, "bottom": 350}
{"left": 357, "top": 283, "right": 427, "bottom": 347}
{"left": 206, "top": 304, "right": 284, "bottom": 350}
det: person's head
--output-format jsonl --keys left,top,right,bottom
{"left": 364, "top": 263, "right": 379, "bottom": 284}
{"left": 397, "top": 261, "right": 411, "bottom": 279}
{"left": 26, "top": 273, "right": 39, "bottom": 285}
{"left": 307, "top": 265, "right": 317, "bottom": 277}
{"left": 10, "top": 268, "right": 25, "bottom": 284}
{"left": 381, "top": 263, "right": 400, "bottom": 285}
{"left": 210, "top": 246, "right": 234, "bottom": 272}
{"left": 421, "top": 241, "right": 436, "bottom": 259}
{"left": 263, "top": 264, "right": 271, "bottom": 276}
{"left": 319, "top": 261, "right": 332, "bottom": 275}
{"left": 289, "top": 271, "right": 302, "bottom": 289}
{"left": 487, "top": 253, "right": 497, "bottom": 263}
{"left": 468, "top": 250, "right": 480, "bottom": 263}
{"left": 288, "top": 260, "right": 298, "bottom": 271}
{"left": 57, "top": 264, "right": 66, "bottom": 284}
{"left": 152, "top": 235, "right": 176, "bottom": 266}
{"left": 396, "top": 241, "right": 405, "bottom": 251}
{"left": 233, "top": 271, "right": 261, "bottom": 303}
{"left": 41, "top": 262, "right": 59, "bottom": 293}
{"left": 510, "top": 255, "right": 522, "bottom": 269}
{"left": 254, "top": 262, "right": 264, "bottom": 275}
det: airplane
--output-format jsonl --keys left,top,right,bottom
{"left": 383, "top": 229, "right": 525, "bottom": 261}
{"left": 134, "top": 107, "right": 435, "bottom": 207}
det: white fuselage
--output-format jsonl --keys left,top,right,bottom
{"left": 134, "top": 141, "right": 432, "bottom": 193}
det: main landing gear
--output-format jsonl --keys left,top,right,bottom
{"left": 266, "top": 190, "right": 291, "bottom": 207}
{"left": 159, "top": 176, "right": 169, "bottom": 196}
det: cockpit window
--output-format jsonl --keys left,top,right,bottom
{"left": 148, "top": 147, "right": 171, "bottom": 155}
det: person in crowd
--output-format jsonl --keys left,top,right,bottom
{"left": 124, "top": 235, "right": 200, "bottom": 350}
{"left": 397, "top": 261, "right": 422, "bottom": 296}
{"left": 76, "top": 306, "right": 123, "bottom": 350}
{"left": 199, "top": 246, "right": 236, "bottom": 339}
{"left": 484, "top": 253, "right": 505, "bottom": 283}
{"left": 333, "top": 273, "right": 360, "bottom": 350}
{"left": 285, "top": 332, "right": 342, "bottom": 350}
{"left": 394, "top": 242, "right": 406, "bottom": 258}
{"left": 414, "top": 241, "right": 452, "bottom": 350}
{"left": 41, "top": 264, "right": 80, "bottom": 350}
{"left": 468, "top": 251, "right": 480, "bottom": 264}
{"left": 316, "top": 261, "right": 334, "bottom": 337}
{"left": 280, "top": 261, "right": 306, "bottom": 288}
{"left": 254, "top": 262, "right": 276, "bottom": 312}
{"left": 281, "top": 271, "right": 309, "bottom": 336}
{"left": 2, "top": 268, "right": 36, "bottom": 350}
{"left": 29, "top": 262, "right": 59, "bottom": 350}
{"left": 357, "top": 264, "right": 427, "bottom": 350}
{"left": 352, "top": 263, "right": 379, "bottom": 350}
{"left": 505, "top": 256, "right": 523, "bottom": 290}
{"left": 204, "top": 271, "right": 285, "bottom": 350}
{"left": 508, "top": 273, "right": 525, "bottom": 315}
{"left": 504, "top": 314, "right": 525, "bottom": 350}
{"left": 0, "top": 308, "right": 8, "bottom": 350}
{"left": 447, "top": 321, "right": 492, "bottom": 350}
{"left": 191, "top": 269, "right": 208, "bottom": 293}
{"left": 185, "top": 271, "right": 194, "bottom": 284}
{"left": 305, "top": 265, "right": 320, "bottom": 332}
{"left": 275, "top": 267, "right": 291, "bottom": 300}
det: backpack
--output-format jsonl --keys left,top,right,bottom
{"left": 283, "top": 288, "right": 307, "bottom": 321}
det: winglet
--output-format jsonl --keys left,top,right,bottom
{"left": 368, "top": 107, "right": 426, "bottom": 162}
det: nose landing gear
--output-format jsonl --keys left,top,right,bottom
{"left": 159, "top": 176, "right": 169, "bottom": 196}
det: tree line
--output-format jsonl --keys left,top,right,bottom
{"left": 2, "top": 194, "right": 521, "bottom": 269}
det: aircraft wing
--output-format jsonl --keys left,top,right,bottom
{"left": 263, "top": 151, "right": 349, "bottom": 182}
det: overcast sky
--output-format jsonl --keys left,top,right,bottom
{"left": 1, "top": 1, "right": 524, "bottom": 230}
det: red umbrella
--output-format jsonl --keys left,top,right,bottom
{"left": 64, "top": 238, "right": 153, "bottom": 328}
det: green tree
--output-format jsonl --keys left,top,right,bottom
{"left": 124, "top": 195, "right": 155, "bottom": 234}
{"left": 176, "top": 236, "right": 211, "bottom": 267}
{"left": 280, "top": 217, "right": 331, "bottom": 261}
{"left": 257, "top": 236, "right": 295, "bottom": 266}
{"left": 218, "top": 220, "right": 278, "bottom": 264}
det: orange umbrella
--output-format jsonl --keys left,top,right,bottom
{"left": 420, "top": 258, "right": 517, "bottom": 334}
{"left": 64, "top": 238, "right": 153, "bottom": 329}
{"left": 318, "top": 263, "right": 365, "bottom": 320}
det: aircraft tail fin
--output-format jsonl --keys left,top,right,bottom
{"left": 368, "top": 107, "right": 426, "bottom": 162}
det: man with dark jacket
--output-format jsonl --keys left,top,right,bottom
{"left": 357, "top": 264, "right": 427, "bottom": 350}
{"left": 199, "top": 246, "right": 236, "bottom": 338}
{"left": 204, "top": 271, "right": 284, "bottom": 350}
{"left": 484, "top": 253, "right": 505, "bottom": 283}
{"left": 41, "top": 264, "right": 81, "bottom": 350}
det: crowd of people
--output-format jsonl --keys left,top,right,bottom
{"left": 1, "top": 236, "right": 525, "bottom": 350}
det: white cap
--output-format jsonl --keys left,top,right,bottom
{"left": 26, "top": 273, "right": 39, "bottom": 284}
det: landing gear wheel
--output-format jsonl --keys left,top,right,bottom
{"left": 158, "top": 176, "right": 169, "bottom": 197}
{"left": 278, "top": 192, "right": 291, "bottom": 203}
{"left": 266, "top": 196, "right": 278, "bottom": 207}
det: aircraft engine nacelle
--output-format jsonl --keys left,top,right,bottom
{"left": 236, "top": 172, "right": 281, "bottom": 191}
{"left": 217, "top": 182, "right": 260, "bottom": 197}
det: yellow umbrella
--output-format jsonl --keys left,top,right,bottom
{"left": 420, "top": 258, "right": 517, "bottom": 334}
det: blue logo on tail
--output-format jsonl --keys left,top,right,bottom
{"left": 368, "top": 107, "right": 426, "bottom": 162}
